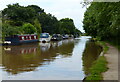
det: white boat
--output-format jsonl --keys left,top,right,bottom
{"left": 39, "top": 33, "right": 51, "bottom": 43}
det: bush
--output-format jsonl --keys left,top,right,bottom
{"left": 22, "top": 23, "right": 37, "bottom": 34}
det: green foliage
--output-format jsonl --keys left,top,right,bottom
{"left": 34, "top": 19, "right": 42, "bottom": 35}
{"left": 38, "top": 13, "right": 60, "bottom": 34}
{"left": 22, "top": 23, "right": 37, "bottom": 34}
{"left": 83, "top": 2, "right": 120, "bottom": 42}
{"left": 2, "top": 24, "right": 20, "bottom": 37}
{"left": 59, "top": 18, "right": 81, "bottom": 36}
{"left": 2, "top": 3, "right": 81, "bottom": 39}
{"left": 27, "top": 5, "right": 44, "bottom": 14}
{"left": 2, "top": 3, "right": 36, "bottom": 24}
{"left": 86, "top": 56, "right": 108, "bottom": 80}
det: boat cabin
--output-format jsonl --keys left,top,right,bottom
{"left": 51, "top": 34, "right": 63, "bottom": 41}
{"left": 4, "top": 34, "right": 38, "bottom": 45}
{"left": 39, "top": 33, "right": 51, "bottom": 42}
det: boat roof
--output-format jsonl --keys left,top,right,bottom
{"left": 41, "top": 33, "right": 49, "bottom": 34}
{"left": 7, "top": 34, "right": 37, "bottom": 37}
{"left": 17, "top": 34, "right": 37, "bottom": 36}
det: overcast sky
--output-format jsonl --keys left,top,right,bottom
{"left": 0, "top": 0, "right": 86, "bottom": 32}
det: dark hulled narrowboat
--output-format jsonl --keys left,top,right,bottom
{"left": 51, "top": 34, "right": 63, "bottom": 41}
{"left": 3, "top": 34, "right": 39, "bottom": 45}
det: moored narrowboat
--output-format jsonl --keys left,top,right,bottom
{"left": 3, "top": 34, "right": 39, "bottom": 45}
{"left": 39, "top": 33, "right": 51, "bottom": 43}
{"left": 51, "top": 34, "right": 63, "bottom": 41}
{"left": 62, "top": 34, "right": 69, "bottom": 39}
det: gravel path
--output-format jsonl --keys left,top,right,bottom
{"left": 102, "top": 44, "right": 118, "bottom": 80}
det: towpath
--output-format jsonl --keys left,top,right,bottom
{"left": 102, "top": 44, "right": 119, "bottom": 80}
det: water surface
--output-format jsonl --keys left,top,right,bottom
{"left": 0, "top": 36, "right": 102, "bottom": 80}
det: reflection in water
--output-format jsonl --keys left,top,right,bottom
{"left": 82, "top": 40, "right": 102, "bottom": 75}
{"left": 39, "top": 42, "right": 51, "bottom": 51}
{"left": 1, "top": 36, "right": 102, "bottom": 80}
{"left": 3, "top": 43, "right": 38, "bottom": 55}
{"left": 2, "top": 39, "right": 75, "bottom": 75}
{"left": 2, "top": 43, "right": 40, "bottom": 74}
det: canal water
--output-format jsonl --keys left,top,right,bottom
{"left": 0, "top": 36, "right": 102, "bottom": 80}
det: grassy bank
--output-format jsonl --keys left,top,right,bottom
{"left": 85, "top": 41, "right": 108, "bottom": 81}
{"left": 86, "top": 56, "right": 108, "bottom": 80}
{"left": 96, "top": 41, "right": 109, "bottom": 54}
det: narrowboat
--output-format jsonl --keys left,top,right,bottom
{"left": 3, "top": 34, "right": 39, "bottom": 45}
{"left": 39, "top": 33, "right": 51, "bottom": 43}
{"left": 51, "top": 34, "right": 63, "bottom": 41}
{"left": 62, "top": 34, "right": 69, "bottom": 39}
{"left": 69, "top": 34, "right": 74, "bottom": 39}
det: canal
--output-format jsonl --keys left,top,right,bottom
{"left": 0, "top": 36, "right": 102, "bottom": 80}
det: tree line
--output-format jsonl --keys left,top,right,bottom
{"left": 83, "top": 2, "right": 120, "bottom": 45}
{"left": 2, "top": 3, "right": 81, "bottom": 39}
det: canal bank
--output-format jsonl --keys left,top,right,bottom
{"left": 85, "top": 41, "right": 118, "bottom": 81}
{"left": 84, "top": 41, "right": 108, "bottom": 80}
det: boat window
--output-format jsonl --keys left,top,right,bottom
{"left": 52, "top": 34, "right": 58, "bottom": 38}
{"left": 34, "top": 36, "right": 36, "bottom": 39}
{"left": 26, "top": 36, "right": 28, "bottom": 39}
{"left": 22, "top": 37, "right": 24, "bottom": 40}
{"left": 40, "top": 33, "right": 49, "bottom": 38}
{"left": 29, "top": 36, "right": 31, "bottom": 40}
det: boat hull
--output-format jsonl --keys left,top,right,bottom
{"left": 3, "top": 35, "right": 39, "bottom": 46}
{"left": 39, "top": 37, "right": 51, "bottom": 43}
{"left": 3, "top": 39, "right": 39, "bottom": 46}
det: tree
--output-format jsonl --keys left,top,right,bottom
{"left": 2, "top": 23, "right": 21, "bottom": 40}
{"left": 27, "top": 5, "right": 44, "bottom": 17}
{"left": 2, "top": 3, "right": 36, "bottom": 25}
{"left": 22, "top": 23, "right": 37, "bottom": 34}
{"left": 2, "top": 3, "right": 82, "bottom": 39}
{"left": 83, "top": 2, "right": 120, "bottom": 43}
{"left": 38, "top": 13, "right": 60, "bottom": 34}
{"left": 34, "top": 19, "right": 42, "bottom": 35}
{"left": 59, "top": 18, "right": 76, "bottom": 35}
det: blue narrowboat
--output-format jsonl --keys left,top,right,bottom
{"left": 3, "top": 34, "right": 39, "bottom": 45}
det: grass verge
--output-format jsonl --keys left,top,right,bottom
{"left": 86, "top": 56, "right": 108, "bottom": 80}
{"left": 96, "top": 41, "right": 109, "bottom": 54}
{"left": 85, "top": 41, "right": 108, "bottom": 81}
